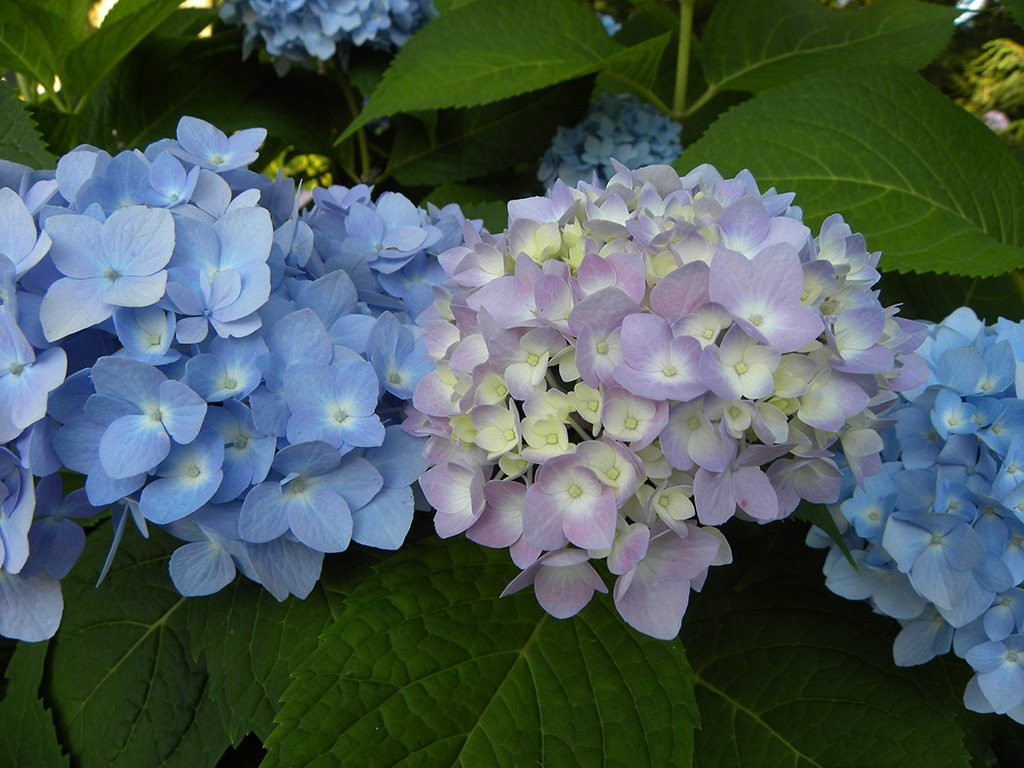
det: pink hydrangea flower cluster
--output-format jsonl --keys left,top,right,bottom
{"left": 404, "top": 161, "right": 927, "bottom": 639}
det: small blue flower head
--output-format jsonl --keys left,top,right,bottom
{"left": 169, "top": 117, "right": 268, "bottom": 174}
{"left": 40, "top": 205, "right": 175, "bottom": 341}
{"left": 538, "top": 93, "right": 682, "bottom": 190}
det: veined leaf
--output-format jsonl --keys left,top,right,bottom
{"left": 0, "top": 82, "right": 58, "bottom": 168}
{"left": 674, "top": 66, "right": 1024, "bottom": 278}
{"left": 682, "top": 525, "right": 976, "bottom": 768}
{"left": 43, "top": 525, "right": 229, "bottom": 768}
{"left": 187, "top": 555, "right": 361, "bottom": 743}
{"left": 699, "top": 0, "right": 958, "bottom": 98}
{"left": 264, "top": 536, "right": 698, "bottom": 768}
{"left": 0, "top": 0, "right": 70, "bottom": 89}
{"left": 0, "top": 642, "right": 69, "bottom": 768}
{"left": 341, "top": 0, "right": 655, "bottom": 141}
{"left": 62, "top": 0, "right": 184, "bottom": 110}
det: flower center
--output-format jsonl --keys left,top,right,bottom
{"left": 567, "top": 484, "right": 582, "bottom": 498}
{"left": 625, "top": 417, "right": 638, "bottom": 430}
{"left": 595, "top": 341, "right": 608, "bottom": 354}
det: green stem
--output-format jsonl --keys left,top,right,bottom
{"left": 15, "top": 74, "right": 38, "bottom": 105}
{"left": 337, "top": 71, "right": 372, "bottom": 181}
{"left": 1010, "top": 270, "right": 1024, "bottom": 308}
{"left": 673, "top": 0, "right": 696, "bottom": 116}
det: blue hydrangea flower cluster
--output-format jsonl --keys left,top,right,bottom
{"left": 810, "top": 307, "right": 1024, "bottom": 722}
{"left": 537, "top": 93, "right": 683, "bottom": 191}
{"left": 0, "top": 116, "right": 475, "bottom": 641}
{"left": 219, "top": 0, "right": 435, "bottom": 63}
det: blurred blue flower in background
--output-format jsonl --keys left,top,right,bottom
{"left": 537, "top": 93, "right": 682, "bottom": 190}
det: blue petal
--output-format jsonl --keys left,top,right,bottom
{"left": 351, "top": 486, "right": 414, "bottom": 550}
{"left": 168, "top": 541, "right": 236, "bottom": 596}
{"left": 0, "top": 569, "right": 62, "bottom": 641}
{"left": 244, "top": 537, "right": 322, "bottom": 601}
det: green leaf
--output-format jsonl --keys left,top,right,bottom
{"left": 62, "top": 0, "right": 184, "bottom": 109}
{"left": 700, "top": 0, "right": 958, "bottom": 98}
{"left": 598, "top": 31, "right": 673, "bottom": 96}
{"left": 44, "top": 525, "right": 230, "bottom": 768}
{"left": 682, "top": 525, "right": 976, "bottom": 768}
{"left": 187, "top": 556, "right": 361, "bottom": 743}
{"left": 388, "top": 82, "right": 591, "bottom": 186}
{"left": 264, "top": 536, "right": 698, "bottom": 768}
{"left": 0, "top": 81, "right": 57, "bottom": 167}
{"left": 83, "top": 31, "right": 258, "bottom": 152}
{"left": 0, "top": 0, "right": 70, "bottom": 88}
{"left": 341, "top": 0, "right": 624, "bottom": 140}
{"left": 674, "top": 65, "right": 1024, "bottom": 278}
{"left": 0, "top": 642, "right": 70, "bottom": 768}
{"left": 877, "top": 269, "right": 1024, "bottom": 325}
{"left": 1004, "top": 0, "right": 1024, "bottom": 30}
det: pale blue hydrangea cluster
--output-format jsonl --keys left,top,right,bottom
{"left": 0, "top": 116, "right": 474, "bottom": 642}
{"left": 219, "top": 0, "right": 435, "bottom": 63}
{"left": 810, "top": 307, "right": 1024, "bottom": 721}
{"left": 537, "top": 94, "right": 683, "bottom": 191}
{"left": 407, "top": 162, "right": 925, "bottom": 639}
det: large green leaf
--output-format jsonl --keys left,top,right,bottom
{"left": 0, "top": 642, "right": 69, "bottom": 768}
{"left": 0, "top": 82, "right": 57, "bottom": 168}
{"left": 187, "top": 556, "right": 365, "bottom": 743}
{"left": 264, "top": 536, "right": 698, "bottom": 768}
{"left": 43, "top": 525, "right": 230, "bottom": 768}
{"left": 0, "top": 0, "right": 71, "bottom": 89}
{"left": 699, "top": 0, "right": 958, "bottom": 98}
{"left": 342, "top": 0, "right": 657, "bottom": 140}
{"left": 388, "top": 82, "right": 591, "bottom": 186}
{"left": 674, "top": 65, "right": 1024, "bottom": 278}
{"left": 682, "top": 524, "right": 979, "bottom": 768}
{"left": 62, "top": 0, "right": 185, "bottom": 109}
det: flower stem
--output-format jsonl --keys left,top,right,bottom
{"left": 673, "top": 0, "right": 696, "bottom": 117}
{"left": 335, "top": 66, "right": 372, "bottom": 181}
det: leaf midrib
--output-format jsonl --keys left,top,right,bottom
{"left": 696, "top": 677, "right": 826, "bottom": 768}
{"left": 450, "top": 614, "right": 548, "bottom": 767}
{"left": 62, "top": 596, "right": 187, "bottom": 734}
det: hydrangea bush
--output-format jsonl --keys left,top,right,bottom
{"left": 406, "top": 160, "right": 926, "bottom": 639}
{"left": 811, "top": 307, "right": 1024, "bottom": 722}
{"left": 0, "top": 116, "right": 475, "bottom": 642}
{"left": 537, "top": 93, "right": 683, "bottom": 191}
{"left": 5, "top": 0, "right": 1024, "bottom": 764}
